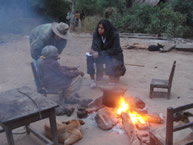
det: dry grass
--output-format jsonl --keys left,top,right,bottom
{"left": 77, "top": 15, "right": 103, "bottom": 33}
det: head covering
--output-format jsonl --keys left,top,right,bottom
{"left": 41, "top": 45, "right": 58, "bottom": 59}
{"left": 52, "top": 22, "right": 69, "bottom": 39}
{"left": 96, "top": 19, "right": 116, "bottom": 40}
{"left": 37, "top": 45, "right": 58, "bottom": 76}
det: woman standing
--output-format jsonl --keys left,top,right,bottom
{"left": 86, "top": 19, "right": 126, "bottom": 88}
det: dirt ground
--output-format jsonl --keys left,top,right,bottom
{"left": 0, "top": 32, "right": 193, "bottom": 145}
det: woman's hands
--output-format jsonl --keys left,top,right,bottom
{"left": 70, "top": 69, "right": 84, "bottom": 77}
{"left": 90, "top": 50, "right": 99, "bottom": 58}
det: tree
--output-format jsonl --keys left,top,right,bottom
{"left": 71, "top": 0, "right": 76, "bottom": 15}
{"left": 126, "top": 0, "right": 133, "bottom": 8}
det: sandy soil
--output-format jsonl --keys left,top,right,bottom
{"left": 0, "top": 33, "right": 193, "bottom": 145}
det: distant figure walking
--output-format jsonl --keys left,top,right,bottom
{"left": 80, "top": 10, "right": 85, "bottom": 21}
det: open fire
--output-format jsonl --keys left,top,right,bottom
{"left": 117, "top": 97, "right": 146, "bottom": 125}
{"left": 93, "top": 86, "right": 164, "bottom": 144}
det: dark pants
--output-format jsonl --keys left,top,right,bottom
{"left": 86, "top": 55, "right": 118, "bottom": 79}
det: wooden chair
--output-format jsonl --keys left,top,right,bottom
{"left": 150, "top": 103, "right": 193, "bottom": 145}
{"left": 31, "top": 62, "right": 64, "bottom": 97}
{"left": 149, "top": 61, "right": 176, "bottom": 99}
{"left": 166, "top": 103, "right": 193, "bottom": 145}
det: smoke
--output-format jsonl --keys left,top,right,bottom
{"left": 0, "top": 0, "right": 46, "bottom": 35}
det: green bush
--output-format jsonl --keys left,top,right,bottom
{"left": 104, "top": 7, "right": 118, "bottom": 18}
{"left": 79, "top": 15, "right": 103, "bottom": 32}
{"left": 169, "top": 0, "right": 193, "bottom": 26}
{"left": 75, "top": 0, "right": 98, "bottom": 15}
{"left": 75, "top": 0, "right": 126, "bottom": 15}
{"left": 110, "top": 3, "right": 190, "bottom": 38}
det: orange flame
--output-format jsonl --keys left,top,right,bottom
{"left": 129, "top": 111, "right": 146, "bottom": 125}
{"left": 117, "top": 97, "right": 146, "bottom": 125}
{"left": 117, "top": 97, "right": 129, "bottom": 115}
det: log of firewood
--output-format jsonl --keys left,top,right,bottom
{"left": 125, "top": 96, "right": 145, "bottom": 109}
{"left": 131, "top": 108, "right": 148, "bottom": 115}
{"left": 121, "top": 112, "right": 151, "bottom": 145}
{"left": 121, "top": 113, "right": 163, "bottom": 145}
{"left": 95, "top": 107, "right": 118, "bottom": 130}
{"left": 143, "top": 113, "right": 163, "bottom": 124}
{"left": 121, "top": 112, "right": 141, "bottom": 145}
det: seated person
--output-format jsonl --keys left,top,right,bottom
{"left": 37, "top": 45, "right": 84, "bottom": 96}
{"left": 86, "top": 19, "right": 126, "bottom": 88}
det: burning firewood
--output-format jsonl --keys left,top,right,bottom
{"left": 131, "top": 108, "right": 148, "bottom": 115}
{"left": 143, "top": 113, "right": 164, "bottom": 124}
{"left": 121, "top": 112, "right": 150, "bottom": 145}
{"left": 125, "top": 96, "right": 145, "bottom": 109}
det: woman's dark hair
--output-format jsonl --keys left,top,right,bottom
{"left": 96, "top": 19, "right": 116, "bottom": 40}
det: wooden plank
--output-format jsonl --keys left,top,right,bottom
{"left": 120, "top": 33, "right": 158, "bottom": 37}
{"left": 166, "top": 107, "right": 174, "bottom": 145}
{"left": 0, "top": 128, "right": 4, "bottom": 133}
{"left": 27, "top": 126, "right": 54, "bottom": 145}
{"left": 173, "top": 122, "right": 193, "bottom": 132}
{"left": 176, "top": 44, "right": 193, "bottom": 52}
{"left": 119, "top": 34, "right": 168, "bottom": 40}
{"left": 5, "top": 127, "right": 15, "bottom": 145}
{"left": 49, "top": 109, "right": 58, "bottom": 145}
{"left": 173, "top": 103, "right": 193, "bottom": 113}
{"left": 0, "top": 86, "right": 58, "bottom": 123}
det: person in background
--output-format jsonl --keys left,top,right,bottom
{"left": 37, "top": 45, "right": 84, "bottom": 97}
{"left": 74, "top": 12, "right": 80, "bottom": 27}
{"left": 29, "top": 22, "right": 69, "bottom": 70}
{"left": 66, "top": 8, "right": 72, "bottom": 26}
{"left": 80, "top": 10, "right": 85, "bottom": 26}
{"left": 86, "top": 19, "right": 126, "bottom": 88}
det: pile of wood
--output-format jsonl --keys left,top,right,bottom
{"left": 90, "top": 96, "right": 164, "bottom": 145}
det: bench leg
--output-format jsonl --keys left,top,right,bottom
{"left": 49, "top": 109, "right": 58, "bottom": 145}
{"left": 149, "top": 86, "right": 154, "bottom": 99}
{"left": 168, "top": 88, "right": 171, "bottom": 99}
{"left": 25, "top": 125, "right": 30, "bottom": 135}
{"left": 5, "top": 127, "right": 15, "bottom": 145}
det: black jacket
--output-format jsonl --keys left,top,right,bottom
{"left": 38, "top": 58, "right": 79, "bottom": 91}
{"left": 91, "top": 31, "right": 124, "bottom": 64}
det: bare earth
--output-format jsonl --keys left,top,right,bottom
{"left": 0, "top": 33, "right": 193, "bottom": 145}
